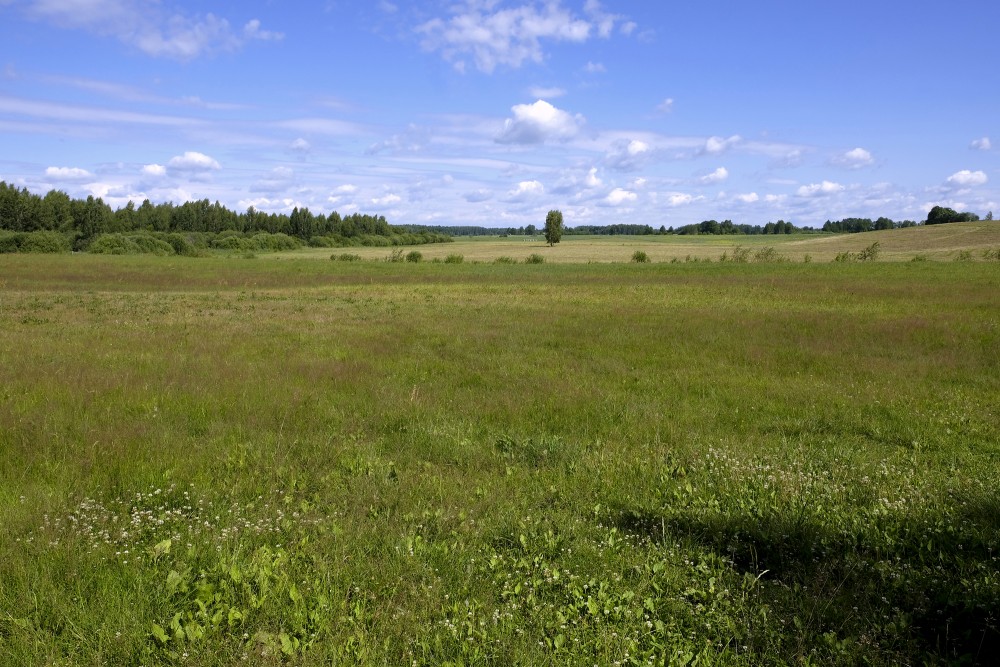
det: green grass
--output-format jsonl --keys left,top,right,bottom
{"left": 1, "top": 255, "right": 998, "bottom": 665}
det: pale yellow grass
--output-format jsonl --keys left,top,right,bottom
{"left": 274, "top": 221, "right": 1000, "bottom": 263}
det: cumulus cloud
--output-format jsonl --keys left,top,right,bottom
{"left": 168, "top": 151, "right": 221, "bottom": 171}
{"left": 507, "top": 180, "right": 544, "bottom": 201}
{"left": 735, "top": 192, "right": 759, "bottom": 203}
{"left": 250, "top": 167, "right": 295, "bottom": 194}
{"left": 604, "top": 139, "right": 653, "bottom": 171}
{"left": 699, "top": 167, "right": 729, "bottom": 185}
{"left": 946, "top": 170, "right": 988, "bottom": 187}
{"left": 529, "top": 86, "right": 566, "bottom": 99}
{"left": 665, "top": 193, "right": 700, "bottom": 207}
{"left": 45, "top": 166, "right": 92, "bottom": 180}
{"left": 289, "top": 138, "right": 311, "bottom": 153}
{"left": 417, "top": 1, "right": 601, "bottom": 73}
{"left": 970, "top": 137, "right": 992, "bottom": 151}
{"left": 797, "top": 181, "right": 845, "bottom": 197}
{"left": 832, "top": 147, "right": 874, "bottom": 169}
{"left": 372, "top": 193, "right": 402, "bottom": 206}
{"left": 604, "top": 188, "right": 637, "bottom": 206}
{"left": 585, "top": 167, "right": 602, "bottom": 188}
{"left": 141, "top": 163, "right": 166, "bottom": 177}
{"left": 464, "top": 189, "right": 493, "bottom": 203}
{"left": 19, "top": 0, "right": 282, "bottom": 61}
{"left": 496, "top": 100, "right": 584, "bottom": 144}
{"left": 701, "top": 135, "right": 742, "bottom": 156}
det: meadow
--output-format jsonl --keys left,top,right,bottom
{"left": 1, "top": 231, "right": 998, "bottom": 665}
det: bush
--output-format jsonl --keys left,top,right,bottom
{"left": 857, "top": 241, "right": 881, "bottom": 262}
{"left": 631, "top": 250, "right": 649, "bottom": 263}
{"left": 386, "top": 249, "right": 405, "bottom": 262}
{"left": 752, "top": 246, "right": 784, "bottom": 263}
{"left": 983, "top": 248, "right": 1000, "bottom": 261}
{"left": 0, "top": 231, "right": 71, "bottom": 253}
{"left": 444, "top": 253, "right": 464, "bottom": 264}
{"left": 493, "top": 256, "right": 517, "bottom": 264}
{"left": 165, "top": 233, "right": 199, "bottom": 256}
{"left": 955, "top": 250, "right": 973, "bottom": 262}
{"left": 88, "top": 234, "right": 144, "bottom": 255}
{"left": 834, "top": 251, "right": 856, "bottom": 263}
{"left": 719, "top": 246, "right": 751, "bottom": 263}
{"left": 524, "top": 253, "right": 545, "bottom": 264}
{"left": 406, "top": 250, "right": 423, "bottom": 263}
{"left": 308, "top": 236, "right": 336, "bottom": 248}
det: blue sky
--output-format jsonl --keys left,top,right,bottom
{"left": 1, "top": 0, "right": 996, "bottom": 228}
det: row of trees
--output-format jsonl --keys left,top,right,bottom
{"left": 821, "top": 217, "right": 918, "bottom": 233}
{"left": 0, "top": 181, "right": 428, "bottom": 244}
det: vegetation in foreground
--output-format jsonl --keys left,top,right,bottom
{"left": 1, "top": 255, "right": 998, "bottom": 665}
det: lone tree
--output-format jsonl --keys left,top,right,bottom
{"left": 544, "top": 209, "right": 563, "bottom": 246}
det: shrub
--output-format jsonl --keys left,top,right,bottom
{"left": 386, "top": 249, "right": 405, "bottom": 262}
{"left": 631, "top": 250, "right": 649, "bottom": 263}
{"left": 308, "top": 236, "right": 336, "bottom": 248}
{"left": 524, "top": 253, "right": 545, "bottom": 264}
{"left": 983, "top": 248, "right": 1000, "bottom": 261}
{"left": 834, "top": 251, "right": 856, "bottom": 263}
{"left": 753, "top": 246, "right": 784, "bottom": 263}
{"left": 444, "top": 253, "right": 464, "bottom": 264}
{"left": 493, "top": 256, "right": 517, "bottom": 264}
{"left": 857, "top": 241, "right": 881, "bottom": 262}
{"left": 88, "top": 234, "right": 144, "bottom": 255}
{"left": 406, "top": 250, "right": 423, "bottom": 263}
{"left": 0, "top": 231, "right": 71, "bottom": 253}
{"left": 165, "top": 233, "right": 198, "bottom": 256}
{"left": 720, "top": 246, "right": 751, "bottom": 263}
{"left": 955, "top": 250, "right": 973, "bottom": 262}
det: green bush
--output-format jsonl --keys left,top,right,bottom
{"left": 524, "top": 253, "right": 545, "bottom": 264}
{"left": 406, "top": 250, "right": 423, "bottom": 263}
{"left": 387, "top": 249, "right": 405, "bottom": 263}
{"left": 88, "top": 234, "right": 144, "bottom": 255}
{"left": 444, "top": 253, "right": 464, "bottom": 264}
{"left": 493, "top": 256, "right": 517, "bottom": 264}
{"left": 0, "top": 231, "right": 71, "bottom": 253}
{"left": 857, "top": 241, "right": 881, "bottom": 262}
{"left": 631, "top": 250, "right": 649, "bottom": 263}
{"left": 165, "top": 233, "right": 199, "bottom": 257}
{"left": 308, "top": 236, "right": 336, "bottom": 248}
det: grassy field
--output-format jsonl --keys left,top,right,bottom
{"left": 278, "top": 221, "right": 1000, "bottom": 264}
{"left": 1, "top": 250, "right": 998, "bottom": 665}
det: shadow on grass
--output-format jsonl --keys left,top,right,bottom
{"left": 611, "top": 491, "right": 1000, "bottom": 666}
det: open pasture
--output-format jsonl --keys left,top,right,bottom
{"left": 277, "top": 221, "right": 1000, "bottom": 264}
{"left": 1, "top": 254, "right": 998, "bottom": 665}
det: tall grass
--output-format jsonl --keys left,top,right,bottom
{"left": 1, "top": 256, "right": 998, "bottom": 665}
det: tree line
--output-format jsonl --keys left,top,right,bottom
{"left": 0, "top": 181, "right": 451, "bottom": 250}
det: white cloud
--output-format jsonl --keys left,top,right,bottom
{"left": 528, "top": 86, "right": 567, "bottom": 99}
{"left": 45, "top": 166, "right": 92, "bottom": 180}
{"left": 168, "top": 151, "right": 221, "bottom": 171}
{"left": 141, "top": 163, "right": 166, "bottom": 177}
{"left": 583, "top": 0, "right": 626, "bottom": 39}
{"left": 20, "top": 1, "right": 282, "bottom": 61}
{"left": 496, "top": 100, "right": 584, "bottom": 144}
{"left": 970, "top": 137, "right": 992, "bottom": 151}
{"left": 946, "top": 170, "right": 988, "bottom": 187}
{"left": 605, "top": 188, "right": 637, "bottom": 206}
{"left": 666, "top": 193, "right": 699, "bottom": 207}
{"left": 507, "top": 180, "right": 544, "bottom": 200}
{"left": 656, "top": 98, "right": 674, "bottom": 114}
{"left": 699, "top": 167, "right": 729, "bottom": 185}
{"left": 417, "top": 1, "right": 593, "bottom": 73}
{"left": 372, "top": 194, "right": 402, "bottom": 206}
{"left": 250, "top": 167, "right": 295, "bottom": 194}
{"left": 764, "top": 194, "right": 787, "bottom": 204}
{"left": 604, "top": 139, "right": 653, "bottom": 171}
{"left": 464, "top": 189, "right": 493, "bottom": 203}
{"left": 797, "top": 180, "right": 845, "bottom": 197}
{"left": 832, "top": 147, "right": 874, "bottom": 169}
{"left": 630, "top": 177, "right": 647, "bottom": 189}
{"left": 735, "top": 192, "right": 759, "bottom": 203}
{"left": 585, "top": 167, "right": 602, "bottom": 188}
{"left": 289, "top": 138, "right": 311, "bottom": 153}
{"left": 701, "top": 135, "right": 742, "bottom": 155}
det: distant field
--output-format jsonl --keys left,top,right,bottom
{"left": 1, "top": 255, "right": 998, "bottom": 665}
{"left": 278, "top": 221, "right": 1000, "bottom": 263}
